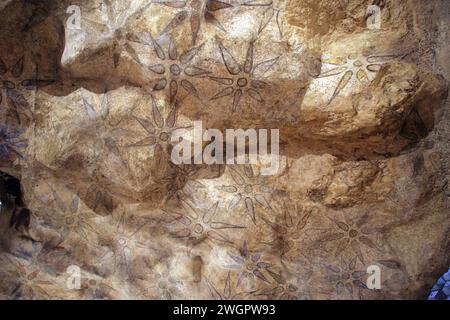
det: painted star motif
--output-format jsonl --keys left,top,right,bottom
{"left": 161, "top": 163, "right": 207, "bottom": 203}
{"left": 216, "top": 165, "right": 273, "bottom": 224}
{"left": 0, "top": 255, "right": 54, "bottom": 299}
{"left": 96, "top": 211, "right": 150, "bottom": 274}
{"left": 0, "top": 56, "right": 53, "bottom": 122}
{"left": 79, "top": 89, "right": 138, "bottom": 171}
{"left": 210, "top": 38, "right": 279, "bottom": 112}
{"left": 261, "top": 203, "right": 314, "bottom": 258}
{"left": 145, "top": 32, "right": 210, "bottom": 102}
{"left": 312, "top": 211, "right": 382, "bottom": 264}
{"left": 165, "top": 199, "right": 245, "bottom": 246}
{"left": 125, "top": 95, "right": 190, "bottom": 162}
{"left": 204, "top": 271, "right": 256, "bottom": 299}
{"left": 79, "top": 0, "right": 153, "bottom": 67}
{"left": 323, "top": 256, "right": 368, "bottom": 300}
{"left": 316, "top": 53, "right": 402, "bottom": 104}
{"left": 47, "top": 186, "right": 98, "bottom": 243}
{"left": 153, "top": 0, "right": 234, "bottom": 45}
{"left": 224, "top": 240, "right": 277, "bottom": 287}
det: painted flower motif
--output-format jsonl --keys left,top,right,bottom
{"left": 0, "top": 56, "right": 53, "bottom": 121}
{"left": 161, "top": 163, "right": 207, "bottom": 203}
{"left": 204, "top": 271, "right": 255, "bottom": 300}
{"left": 313, "top": 212, "right": 381, "bottom": 264}
{"left": 166, "top": 199, "right": 245, "bottom": 246}
{"left": 209, "top": 38, "right": 279, "bottom": 112}
{"left": 261, "top": 203, "right": 315, "bottom": 257}
{"left": 97, "top": 211, "right": 150, "bottom": 274}
{"left": 0, "top": 125, "right": 27, "bottom": 159}
{"left": 81, "top": 0, "right": 153, "bottom": 67}
{"left": 49, "top": 187, "right": 98, "bottom": 243}
{"left": 252, "top": 254, "right": 313, "bottom": 300}
{"left": 125, "top": 95, "right": 190, "bottom": 165}
{"left": 216, "top": 165, "right": 273, "bottom": 224}
{"left": 324, "top": 256, "right": 368, "bottom": 300}
{"left": 224, "top": 241, "right": 276, "bottom": 287}
{"left": 79, "top": 90, "right": 138, "bottom": 177}
{"left": 154, "top": 0, "right": 234, "bottom": 45}
{"left": 0, "top": 255, "right": 53, "bottom": 299}
{"left": 85, "top": 95, "right": 186, "bottom": 197}
{"left": 146, "top": 33, "right": 210, "bottom": 102}
{"left": 316, "top": 53, "right": 401, "bottom": 104}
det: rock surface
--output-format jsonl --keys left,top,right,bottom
{"left": 0, "top": 0, "right": 448, "bottom": 299}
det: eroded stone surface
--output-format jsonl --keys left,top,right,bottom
{"left": 0, "top": 0, "right": 448, "bottom": 300}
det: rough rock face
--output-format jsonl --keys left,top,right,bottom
{"left": 0, "top": 0, "right": 448, "bottom": 300}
